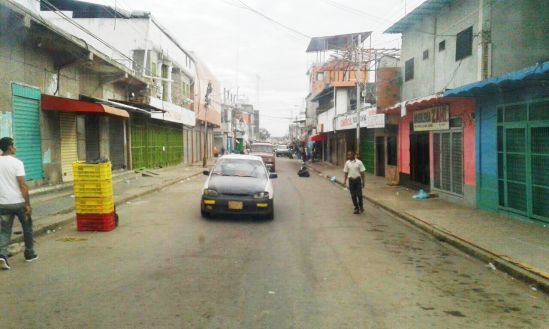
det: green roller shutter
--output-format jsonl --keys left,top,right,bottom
{"left": 11, "top": 84, "right": 43, "bottom": 181}
{"left": 131, "top": 116, "right": 183, "bottom": 169}
{"left": 360, "top": 128, "right": 375, "bottom": 174}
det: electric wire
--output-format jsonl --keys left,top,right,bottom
{"left": 234, "top": 0, "right": 310, "bottom": 39}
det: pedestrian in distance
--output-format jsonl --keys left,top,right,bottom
{"left": 0, "top": 137, "right": 38, "bottom": 270}
{"left": 343, "top": 151, "right": 366, "bottom": 214}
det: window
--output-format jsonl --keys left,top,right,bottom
{"left": 423, "top": 50, "right": 429, "bottom": 60}
{"left": 316, "top": 72, "right": 324, "bottom": 81}
{"left": 405, "top": 58, "right": 414, "bottom": 81}
{"left": 439, "top": 40, "right": 446, "bottom": 52}
{"left": 387, "top": 136, "right": 397, "bottom": 166}
{"left": 455, "top": 26, "right": 473, "bottom": 61}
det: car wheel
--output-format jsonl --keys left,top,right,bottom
{"left": 201, "top": 208, "right": 210, "bottom": 219}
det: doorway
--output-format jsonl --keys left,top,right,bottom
{"left": 376, "top": 136, "right": 385, "bottom": 177}
{"left": 409, "top": 132, "right": 430, "bottom": 188}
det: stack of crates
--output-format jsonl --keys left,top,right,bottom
{"left": 72, "top": 161, "right": 116, "bottom": 231}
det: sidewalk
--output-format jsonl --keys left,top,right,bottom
{"left": 308, "top": 161, "right": 549, "bottom": 293}
{"left": 8, "top": 162, "right": 213, "bottom": 252}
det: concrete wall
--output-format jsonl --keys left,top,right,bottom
{"left": 401, "top": 0, "right": 479, "bottom": 100}
{"left": 490, "top": 0, "right": 549, "bottom": 75}
{"left": 399, "top": 0, "right": 549, "bottom": 101}
{"left": 335, "top": 89, "right": 348, "bottom": 115}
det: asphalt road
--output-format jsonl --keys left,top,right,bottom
{"left": 1, "top": 158, "right": 547, "bottom": 329}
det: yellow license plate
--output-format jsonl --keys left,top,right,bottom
{"left": 228, "top": 201, "right": 243, "bottom": 210}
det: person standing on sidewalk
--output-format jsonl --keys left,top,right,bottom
{"left": 343, "top": 151, "right": 366, "bottom": 214}
{"left": 0, "top": 137, "right": 38, "bottom": 270}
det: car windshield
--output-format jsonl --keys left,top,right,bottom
{"left": 212, "top": 159, "right": 266, "bottom": 178}
{"left": 250, "top": 145, "right": 273, "bottom": 153}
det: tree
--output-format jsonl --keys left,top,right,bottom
{"left": 258, "top": 128, "right": 270, "bottom": 141}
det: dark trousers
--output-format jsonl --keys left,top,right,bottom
{"left": 348, "top": 177, "right": 363, "bottom": 210}
{"left": 0, "top": 205, "right": 34, "bottom": 257}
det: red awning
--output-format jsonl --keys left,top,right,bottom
{"left": 41, "top": 95, "right": 129, "bottom": 118}
{"left": 309, "top": 133, "right": 327, "bottom": 142}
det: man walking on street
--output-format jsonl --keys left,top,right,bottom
{"left": 0, "top": 137, "right": 38, "bottom": 270}
{"left": 343, "top": 151, "right": 366, "bottom": 214}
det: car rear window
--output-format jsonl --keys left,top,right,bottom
{"left": 212, "top": 159, "right": 267, "bottom": 178}
{"left": 251, "top": 145, "right": 273, "bottom": 153}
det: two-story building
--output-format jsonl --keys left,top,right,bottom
{"left": 40, "top": 0, "right": 219, "bottom": 167}
{"left": 1, "top": 0, "right": 149, "bottom": 185}
{"left": 385, "top": 0, "right": 548, "bottom": 221}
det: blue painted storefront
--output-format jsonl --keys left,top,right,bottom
{"left": 445, "top": 62, "right": 549, "bottom": 222}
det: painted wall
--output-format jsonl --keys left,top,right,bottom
{"left": 476, "top": 85, "right": 549, "bottom": 212}
{"left": 401, "top": 0, "right": 479, "bottom": 100}
{"left": 399, "top": 99, "right": 476, "bottom": 191}
{"left": 335, "top": 89, "right": 348, "bottom": 115}
{"left": 317, "top": 107, "right": 335, "bottom": 133}
{"left": 398, "top": 114, "right": 412, "bottom": 175}
{"left": 490, "top": 1, "right": 549, "bottom": 76}
{"left": 399, "top": 0, "right": 548, "bottom": 102}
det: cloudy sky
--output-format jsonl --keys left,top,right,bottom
{"left": 92, "top": 0, "right": 425, "bottom": 136}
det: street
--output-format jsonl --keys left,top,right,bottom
{"left": 1, "top": 158, "right": 547, "bottom": 329}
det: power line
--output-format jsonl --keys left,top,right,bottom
{"left": 234, "top": 0, "right": 310, "bottom": 39}
{"left": 318, "top": 0, "right": 390, "bottom": 24}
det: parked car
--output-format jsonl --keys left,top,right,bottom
{"left": 249, "top": 142, "right": 276, "bottom": 172}
{"left": 201, "top": 154, "right": 277, "bottom": 220}
{"left": 275, "top": 144, "right": 292, "bottom": 158}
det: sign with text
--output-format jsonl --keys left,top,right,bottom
{"left": 413, "top": 105, "right": 449, "bottom": 131}
{"left": 336, "top": 108, "right": 385, "bottom": 130}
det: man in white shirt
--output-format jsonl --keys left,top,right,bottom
{"left": 0, "top": 137, "right": 38, "bottom": 270}
{"left": 343, "top": 151, "right": 366, "bottom": 214}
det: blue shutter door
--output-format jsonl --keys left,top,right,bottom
{"left": 11, "top": 84, "right": 43, "bottom": 181}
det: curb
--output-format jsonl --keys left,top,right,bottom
{"left": 9, "top": 170, "right": 204, "bottom": 248}
{"left": 307, "top": 164, "right": 549, "bottom": 295}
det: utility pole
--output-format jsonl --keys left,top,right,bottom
{"left": 203, "top": 81, "right": 213, "bottom": 168}
{"left": 356, "top": 33, "right": 362, "bottom": 157}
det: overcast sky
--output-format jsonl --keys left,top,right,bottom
{"left": 92, "top": 0, "right": 425, "bottom": 136}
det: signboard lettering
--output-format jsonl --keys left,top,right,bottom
{"left": 413, "top": 105, "right": 449, "bottom": 131}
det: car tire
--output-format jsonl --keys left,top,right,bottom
{"left": 201, "top": 208, "right": 210, "bottom": 219}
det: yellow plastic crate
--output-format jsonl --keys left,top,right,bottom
{"left": 72, "top": 161, "right": 112, "bottom": 181}
{"left": 73, "top": 180, "right": 113, "bottom": 198}
{"left": 75, "top": 197, "right": 114, "bottom": 214}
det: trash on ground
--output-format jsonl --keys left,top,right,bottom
{"left": 531, "top": 286, "right": 538, "bottom": 292}
{"left": 412, "top": 189, "right": 429, "bottom": 200}
{"left": 268, "top": 291, "right": 276, "bottom": 295}
{"left": 330, "top": 176, "right": 337, "bottom": 184}
{"left": 486, "top": 262, "right": 496, "bottom": 271}
{"left": 297, "top": 166, "right": 310, "bottom": 177}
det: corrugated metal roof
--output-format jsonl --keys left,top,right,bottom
{"left": 306, "top": 32, "right": 371, "bottom": 52}
{"left": 444, "top": 62, "right": 549, "bottom": 96}
{"left": 384, "top": 0, "right": 453, "bottom": 34}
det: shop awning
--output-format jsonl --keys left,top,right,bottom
{"left": 309, "top": 133, "right": 327, "bottom": 142}
{"left": 41, "top": 95, "right": 129, "bottom": 118}
{"left": 444, "top": 61, "right": 549, "bottom": 97}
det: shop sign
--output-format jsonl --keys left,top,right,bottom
{"left": 336, "top": 107, "right": 385, "bottom": 130}
{"left": 365, "top": 108, "right": 385, "bottom": 128}
{"left": 413, "top": 105, "right": 449, "bottom": 131}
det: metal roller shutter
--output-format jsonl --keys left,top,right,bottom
{"left": 11, "top": 84, "right": 43, "bottom": 181}
{"left": 85, "top": 115, "right": 100, "bottom": 161}
{"left": 59, "top": 112, "right": 78, "bottom": 182}
{"left": 109, "top": 118, "right": 126, "bottom": 170}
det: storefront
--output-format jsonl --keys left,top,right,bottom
{"left": 41, "top": 95, "right": 130, "bottom": 183}
{"left": 393, "top": 95, "right": 476, "bottom": 205}
{"left": 445, "top": 62, "right": 549, "bottom": 222}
